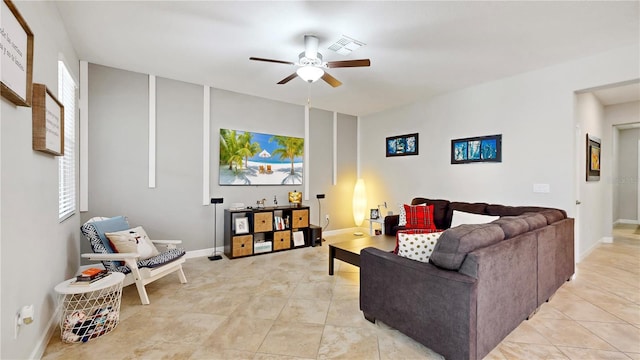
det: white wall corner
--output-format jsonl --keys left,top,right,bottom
{"left": 79, "top": 60, "right": 89, "bottom": 211}
{"left": 333, "top": 112, "right": 337, "bottom": 185}
{"left": 304, "top": 105, "right": 310, "bottom": 201}
{"left": 203, "top": 86, "right": 211, "bottom": 205}
{"left": 148, "top": 75, "right": 156, "bottom": 188}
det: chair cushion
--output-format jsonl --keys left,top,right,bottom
{"left": 105, "top": 226, "right": 160, "bottom": 260}
{"left": 89, "top": 216, "right": 130, "bottom": 253}
{"left": 109, "top": 248, "right": 187, "bottom": 274}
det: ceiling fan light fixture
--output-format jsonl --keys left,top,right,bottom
{"left": 296, "top": 66, "right": 324, "bottom": 83}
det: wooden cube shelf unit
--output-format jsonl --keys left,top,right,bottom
{"left": 224, "top": 206, "right": 311, "bottom": 259}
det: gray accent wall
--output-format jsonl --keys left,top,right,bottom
{"left": 85, "top": 65, "right": 358, "bottom": 252}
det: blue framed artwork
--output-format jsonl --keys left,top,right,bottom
{"left": 451, "top": 134, "right": 502, "bottom": 164}
{"left": 386, "top": 133, "right": 419, "bottom": 157}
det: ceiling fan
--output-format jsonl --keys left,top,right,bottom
{"left": 249, "top": 35, "right": 370, "bottom": 88}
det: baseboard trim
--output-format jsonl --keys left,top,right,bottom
{"left": 323, "top": 227, "right": 368, "bottom": 237}
{"left": 601, "top": 236, "right": 613, "bottom": 244}
{"left": 30, "top": 306, "right": 61, "bottom": 360}
{"left": 186, "top": 247, "right": 224, "bottom": 259}
{"left": 578, "top": 237, "right": 612, "bottom": 262}
{"left": 613, "top": 219, "right": 639, "bottom": 225}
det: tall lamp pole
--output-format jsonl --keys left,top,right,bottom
{"left": 209, "top": 197, "right": 224, "bottom": 261}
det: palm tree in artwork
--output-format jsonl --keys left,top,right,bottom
{"left": 270, "top": 135, "right": 304, "bottom": 175}
{"left": 219, "top": 129, "right": 242, "bottom": 172}
{"left": 238, "top": 131, "right": 261, "bottom": 169}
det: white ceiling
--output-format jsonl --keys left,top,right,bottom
{"left": 54, "top": 1, "right": 640, "bottom": 116}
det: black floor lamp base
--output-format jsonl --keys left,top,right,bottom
{"left": 208, "top": 254, "right": 223, "bottom": 261}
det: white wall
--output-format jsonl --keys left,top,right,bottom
{"left": 606, "top": 101, "right": 640, "bottom": 223}
{"left": 616, "top": 128, "right": 639, "bottom": 222}
{"left": 576, "top": 92, "right": 606, "bottom": 258}
{"left": 0, "top": 2, "right": 80, "bottom": 359}
{"left": 360, "top": 45, "right": 639, "bottom": 259}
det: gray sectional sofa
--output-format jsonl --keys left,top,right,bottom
{"left": 360, "top": 198, "right": 574, "bottom": 360}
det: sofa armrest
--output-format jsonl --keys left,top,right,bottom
{"left": 360, "top": 247, "right": 477, "bottom": 360}
{"left": 384, "top": 215, "right": 399, "bottom": 235}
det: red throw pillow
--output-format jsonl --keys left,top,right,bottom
{"left": 403, "top": 204, "right": 437, "bottom": 230}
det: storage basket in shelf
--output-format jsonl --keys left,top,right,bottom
{"left": 58, "top": 279, "right": 123, "bottom": 343}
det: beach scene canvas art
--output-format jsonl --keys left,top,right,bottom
{"left": 219, "top": 128, "right": 304, "bottom": 185}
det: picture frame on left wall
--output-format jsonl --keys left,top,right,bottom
{"left": 586, "top": 134, "right": 601, "bottom": 181}
{"left": 1, "top": 0, "right": 34, "bottom": 107}
{"left": 32, "top": 83, "right": 64, "bottom": 156}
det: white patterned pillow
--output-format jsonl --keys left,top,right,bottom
{"left": 397, "top": 231, "right": 443, "bottom": 263}
{"left": 105, "top": 226, "right": 159, "bottom": 260}
{"left": 398, "top": 203, "right": 426, "bottom": 227}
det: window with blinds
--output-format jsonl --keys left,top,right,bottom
{"left": 58, "top": 61, "right": 76, "bottom": 221}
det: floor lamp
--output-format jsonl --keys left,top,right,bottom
{"left": 209, "top": 197, "right": 224, "bottom": 261}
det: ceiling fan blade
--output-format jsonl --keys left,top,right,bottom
{"left": 277, "top": 73, "right": 298, "bottom": 85}
{"left": 321, "top": 72, "right": 342, "bottom": 88}
{"left": 326, "top": 59, "right": 371, "bottom": 68}
{"left": 250, "top": 57, "right": 295, "bottom": 65}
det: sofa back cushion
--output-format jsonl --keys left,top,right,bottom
{"left": 491, "top": 217, "right": 530, "bottom": 239}
{"left": 430, "top": 223, "right": 505, "bottom": 270}
{"left": 411, "top": 198, "right": 450, "bottom": 230}
{"left": 486, "top": 204, "right": 567, "bottom": 219}
{"left": 445, "top": 202, "right": 489, "bottom": 229}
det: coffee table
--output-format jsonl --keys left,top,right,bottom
{"left": 328, "top": 234, "right": 396, "bottom": 275}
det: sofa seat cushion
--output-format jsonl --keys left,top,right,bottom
{"left": 430, "top": 223, "right": 505, "bottom": 270}
{"left": 396, "top": 230, "right": 443, "bottom": 263}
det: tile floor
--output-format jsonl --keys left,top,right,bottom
{"left": 43, "top": 225, "right": 640, "bottom": 360}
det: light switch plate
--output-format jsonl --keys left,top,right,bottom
{"left": 533, "top": 183, "right": 550, "bottom": 193}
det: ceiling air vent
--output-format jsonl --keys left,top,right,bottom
{"left": 328, "top": 35, "right": 365, "bottom": 56}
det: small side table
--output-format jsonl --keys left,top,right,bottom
{"left": 365, "top": 218, "right": 385, "bottom": 236}
{"left": 54, "top": 272, "right": 125, "bottom": 343}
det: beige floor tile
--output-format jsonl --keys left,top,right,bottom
{"left": 317, "top": 325, "right": 379, "bottom": 360}
{"left": 550, "top": 299, "right": 627, "bottom": 323}
{"left": 579, "top": 321, "right": 640, "bottom": 353}
{"left": 205, "top": 316, "right": 274, "bottom": 352}
{"left": 277, "top": 298, "right": 331, "bottom": 324}
{"left": 527, "top": 318, "right": 616, "bottom": 350}
{"left": 292, "top": 282, "right": 333, "bottom": 301}
{"left": 42, "top": 227, "right": 639, "bottom": 360}
{"left": 503, "top": 321, "right": 551, "bottom": 345}
{"left": 331, "top": 284, "right": 360, "bottom": 301}
{"left": 325, "top": 298, "right": 371, "bottom": 328}
{"left": 231, "top": 295, "right": 288, "bottom": 320}
{"left": 557, "top": 346, "right": 634, "bottom": 360}
{"left": 496, "top": 342, "right": 569, "bottom": 360}
{"left": 377, "top": 329, "right": 444, "bottom": 360}
{"left": 258, "top": 322, "right": 324, "bottom": 358}
{"left": 253, "top": 353, "right": 315, "bottom": 360}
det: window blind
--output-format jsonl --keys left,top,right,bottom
{"left": 58, "top": 61, "right": 76, "bottom": 221}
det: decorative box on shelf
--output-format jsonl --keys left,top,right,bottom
{"left": 223, "top": 205, "right": 310, "bottom": 259}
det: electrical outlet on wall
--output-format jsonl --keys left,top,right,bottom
{"left": 325, "top": 214, "right": 330, "bottom": 221}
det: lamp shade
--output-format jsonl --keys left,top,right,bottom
{"left": 296, "top": 66, "right": 323, "bottom": 83}
{"left": 352, "top": 178, "right": 367, "bottom": 226}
